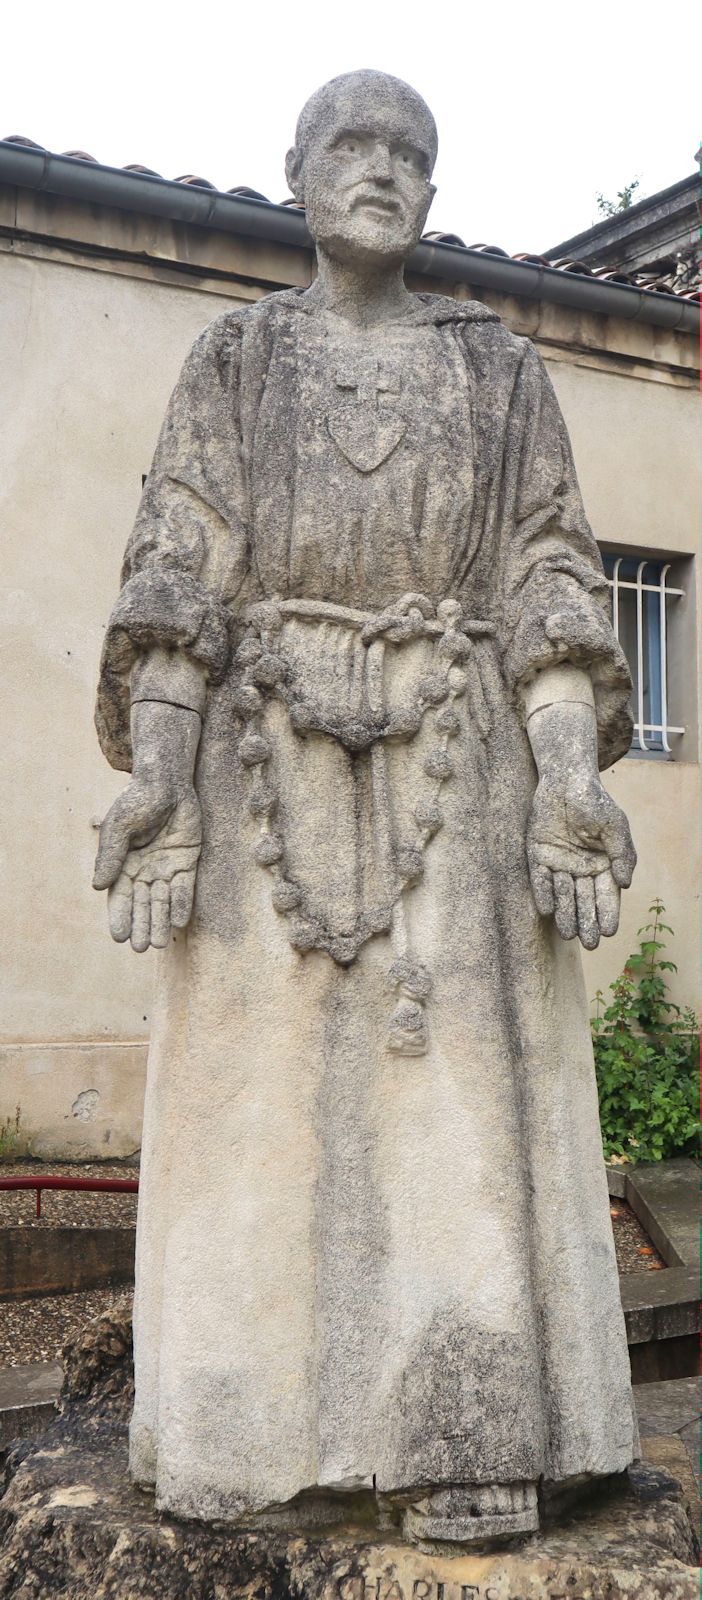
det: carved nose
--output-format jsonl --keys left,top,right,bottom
{"left": 367, "top": 148, "right": 393, "bottom": 182}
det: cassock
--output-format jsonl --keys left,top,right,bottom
{"left": 96, "top": 287, "right": 637, "bottom": 1524}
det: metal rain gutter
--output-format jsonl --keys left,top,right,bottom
{"left": 0, "top": 141, "right": 698, "bottom": 335}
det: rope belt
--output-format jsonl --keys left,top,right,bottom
{"left": 233, "top": 592, "right": 495, "bottom": 1057}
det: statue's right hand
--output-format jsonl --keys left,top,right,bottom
{"left": 93, "top": 776, "right": 202, "bottom": 951}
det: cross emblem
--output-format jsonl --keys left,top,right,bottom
{"left": 327, "top": 360, "right": 406, "bottom": 474}
{"left": 334, "top": 360, "right": 401, "bottom": 410}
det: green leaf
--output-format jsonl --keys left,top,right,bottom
{"left": 591, "top": 898, "right": 700, "bottom": 1165}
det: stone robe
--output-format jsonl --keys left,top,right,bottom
{"left": 96, "top": 289, "right": 637, "bottom": 1524}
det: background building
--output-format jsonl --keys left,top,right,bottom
{"left": 545, "top": 166, "right": 700, "bottom": 296}
{"left": 1, "top": 139, "right": 699, "bottom": 1158}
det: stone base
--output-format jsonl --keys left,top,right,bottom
{"left": 0, "top": 1315, "right": 698, "bottom": 1599}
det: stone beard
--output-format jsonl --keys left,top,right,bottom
{"left": 94, "top": 71, "right": 638, "bottom": 1545}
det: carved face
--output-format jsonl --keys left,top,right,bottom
{"left": 287, "top": 73, "right": 437, "bottom": 268}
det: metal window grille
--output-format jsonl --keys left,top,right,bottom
{"left": 602, "top": 555, "right": 685, "bottom": 754}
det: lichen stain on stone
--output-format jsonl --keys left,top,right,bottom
{"left": 385, "top": 1307, "right": 542, "bottom": 1488}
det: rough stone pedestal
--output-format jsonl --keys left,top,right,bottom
{"left": 0, "top": 1316, "right": 698, "bottom": 1600}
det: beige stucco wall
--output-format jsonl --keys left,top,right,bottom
{"left": 547, "top": 357, "right": 699, "bottom": 556}
{"left": 545, "top": 357, "right": 701, "bottom": 1007}
{"left": 0, "top": 1043, "right": 145, "bottom": 1160}
{"left": 581, "top": 758, "right": 700, "bottom": 1011}
{"left": 1, "top": 211, "right": 698, "bottom": 1158}
{"left": 1, "top": 249, "right": 249, "bottom": 1156}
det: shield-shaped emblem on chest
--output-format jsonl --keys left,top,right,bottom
{"left": 326, "top": 360, "right": 406, "bottom": 474}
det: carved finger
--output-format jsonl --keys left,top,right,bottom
{"left": 170, "top": 870, "right": 195, "bottom": 930}
{"left": 108, "top": 875, "right": 133, "bottom": 943}
{"left": 575, "top": 876, "right": 600, "bottom": 949}
{"left": 131, "top": 880, "right": 151, "bottom": 953}
{"left": 553, "top": 872, "right": 577, "bottom": 940}
{"left": 530, "top": 863, "right": 555, "bottom": 916}
{"left": 595, "top": 869, "right": 620, "bottom": 937}
{"left": 150, "top": 881, "right": 171, "bottom": 949}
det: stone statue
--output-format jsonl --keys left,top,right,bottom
{"left": 93, "top": 70, "right": 638, "bottom": 1545}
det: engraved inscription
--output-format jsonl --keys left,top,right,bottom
{"left": 338, "top": 1577, "right": 507, "bottom": 1600}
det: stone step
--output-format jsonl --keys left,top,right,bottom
{"left": 635, "top": 1375, "right": 700, "bottom": 1493}
{"left": 607, "top": 1158, "right": 700, "bottom": 1383}
{"left": 0, "top": 1360, "right": 62, "bottom": 1449}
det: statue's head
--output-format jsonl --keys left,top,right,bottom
{"left": 285, "top": 69, "right": 438, "bottom": 269}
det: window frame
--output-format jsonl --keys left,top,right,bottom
{"left": 601, "top": 552, "right": 687, "bottom": 758}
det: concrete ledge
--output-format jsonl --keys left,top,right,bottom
{"left": 0, "top": 1227, "right": 135, "bottom": 1301}
{"left": 0, "top": 1362, "right": 61, "bottom": 1450}
{"left": 607, "top": 1159, "right": 700, "bottom": 1382}
{"left": 621, "top": 1267, "right": 700, "bottom": 1345}
{"left": 629, "top": 1333, "right": 700, "bottom": 1385}
{"left": 626, "top": 1160, "right": 700, "bottom": 1270}
{"left": 606, "top": 1159, "right": 699, "bottom": 1269}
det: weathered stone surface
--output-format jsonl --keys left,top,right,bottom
{"left": 0, "top": 1322, "right": 697, "bottom": 1598}
{"left": 89, "top": 69, "right": 640, "bottom": 1535}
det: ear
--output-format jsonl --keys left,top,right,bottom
{"left": 285, "top": 146, "right": 304, "bottom": 203}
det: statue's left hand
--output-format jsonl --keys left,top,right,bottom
{"left": 527, "top": 775, "right": 636, "bottom": 949}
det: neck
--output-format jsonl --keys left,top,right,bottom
{"left": 313, "top": 247, "right": 414, "bottom": 326}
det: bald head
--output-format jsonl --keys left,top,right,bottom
{"left": 286, "top": 70, "right": 438, "bottom": 270}
{"left": 294, "top": 70, "right": 438, "bottom": 174}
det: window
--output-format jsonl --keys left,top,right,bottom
{"left": 602, "top": 555, "right": 685, "bottom": 755}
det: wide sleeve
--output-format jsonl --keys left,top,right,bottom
{"left": 499, "top": 341, "right": 633, "bottom": 769}
{"left": 95, "top": 312, "right": 249, "bottom": 771}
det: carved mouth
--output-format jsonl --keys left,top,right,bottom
{"left": 352, "top": 195, "right": 400, "bottom": 216}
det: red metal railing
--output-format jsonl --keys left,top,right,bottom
{"left": 0, "top": 1176, "right": 139, "bottom": 1218}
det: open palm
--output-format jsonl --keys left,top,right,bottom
{"left": 527, "top": 776, "right": 636, "bottom": 949}
{"left": 93, "top": 777, "right": 202, "bottom": 951}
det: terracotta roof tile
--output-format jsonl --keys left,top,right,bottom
{"left": 4, "top": 134, "right": 46, "bottom": 149}
{"left": 226, "top": 185, "right": 269, "bottom": 201}
{"left": 3, "top": 135, "right": 699, "bottom": 300}
{"left": 173, "top": 173, "right": 217, "bottom": 188}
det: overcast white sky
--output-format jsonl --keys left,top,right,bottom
{"left": 4, "top": 0, "right": 699, "bottom": 254}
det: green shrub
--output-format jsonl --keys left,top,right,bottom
{"left": 591, "top": 901, "right": 700, "bottom": 1165}
{"left": 0, "top": 1106, "right": 22, "bottom": 1163}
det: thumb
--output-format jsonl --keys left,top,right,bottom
{"left": 93, "top": 784, "right": 155, "bottom": 890}
{"left": 599, "top": 801, "right": 637, "bottom": 889}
